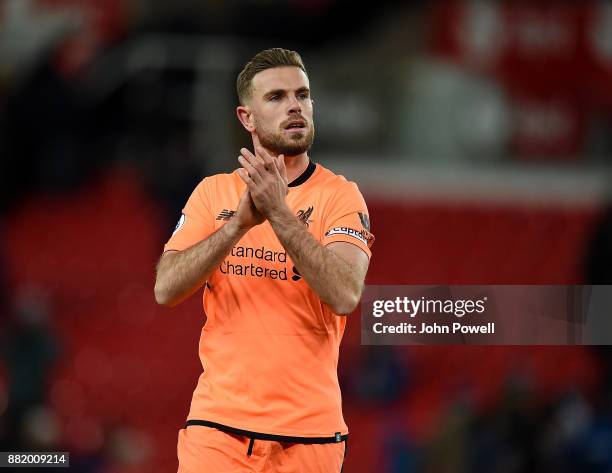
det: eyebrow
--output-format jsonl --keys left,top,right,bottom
{"left": 263, "top": 87, "right": 310, "bottom": 99}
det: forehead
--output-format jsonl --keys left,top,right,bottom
{"left": 251, "top": 67, "right": 310, "bottom": 96}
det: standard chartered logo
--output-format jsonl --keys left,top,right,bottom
{"left": 219, "top": 245, "right": 301, "bottom": 281}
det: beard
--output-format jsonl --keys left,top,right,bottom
{"left": 255, "top": 119, "right": 315, "bottom": 156}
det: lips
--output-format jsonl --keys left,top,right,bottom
{"left": 284, "top": 119, "right": 306, "bottom": 130}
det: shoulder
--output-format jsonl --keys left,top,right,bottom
{"left": 195, "top": 171, "right": 242, "bottom": 194}
{"left": 313, "top": 164, "right": 363, "bottom": 196}
{"left": 201, "top": 171, "right": 240, "bottom": 186}
{"left": 183, "top": 172, "right": 241, "bottom": 212}
{"left": 312, "top": 164, "right": 369, "bottom": 219}
{"left": 318, "top": 164, "right": 361, "bottom": 198}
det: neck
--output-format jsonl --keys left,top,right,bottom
{"left": 283, "top": 153, "right": 310, "bottom": 183}
{"left": 258, "top": 146, "right": 310, "bottom": 183}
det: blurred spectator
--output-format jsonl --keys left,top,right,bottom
{"left": 0, "top": 286, "right": 59, "bottom": 448}
{"left": 105, "top": 425, "right": 151, "bottom": 468}
{"left": 3, "top": 51, "right": 95, "bottom": 208}
{"left": 382, "top": 419, "right": 419, "bottom": 473}
{"left": 350, "top": 346, "right": 409, "bottom": 403}
{"left": 424, "top": 401, "right": 471, "bottom": 473}
{"left": 19, "top": 404, "right": 61, "bottom": 451}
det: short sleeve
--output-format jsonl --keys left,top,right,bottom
{"left": 163, "top": 178, "right": 215, "bottom": 252}
{"left": 322, "top": 181, "right": 374, "bottom": 258}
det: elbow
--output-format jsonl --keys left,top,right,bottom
{"left": 154, "top": 280, "right": 177, "bottom": 307}
{"left": 332, "top": 292, "right": 361, "bottom": 315}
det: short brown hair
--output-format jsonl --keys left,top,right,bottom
{"left": 237, "top": 48, "right": 307, "bottom": 105}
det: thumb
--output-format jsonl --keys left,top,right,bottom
{"left": 237, "top": 186, "right": 249, "bottom": 206}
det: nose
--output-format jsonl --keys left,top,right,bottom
{"left": 287, "top": 95, "right": 302, "bottom": 115}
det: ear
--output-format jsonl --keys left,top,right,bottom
{"left": 236, "top": 105, "right": 255, "bottom": 132}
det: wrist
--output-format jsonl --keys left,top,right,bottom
{"left": 266, "top": 203, "right": 292, "bottom": 225}
{"left": 226, "top": 218, "right": 250, "bottom": 238}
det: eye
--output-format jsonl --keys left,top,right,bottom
{"left": 269, "top": 95, "right": 280, "bottom": 101}
{"left": 298, "top": 93, "right": 309, "bottom": 100}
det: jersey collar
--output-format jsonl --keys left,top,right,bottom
{"left": 288, "top": 160, "right": 316, "bottom": 188}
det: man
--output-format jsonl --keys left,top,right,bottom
{"left": 155, "top": 48, "right": 374, "bottom": 473}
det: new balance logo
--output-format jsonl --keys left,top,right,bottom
{"left": 216, "top": 209, "right": 236, "bottom": 220}
{"left": 296, "top": 206, "right": 314, "bottom": 227}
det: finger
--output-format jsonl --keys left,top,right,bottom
{"left": 238, "top": 156, "right": 261, "bottom": 183}
{"left": 240, "top": 147, "right": 268, "bottom": 176}
{"left": 236, "top": 168, "right": 253, "bottom": 187}
{"left": 237, "top": 169, "right": 259, "bottom": 195}
{"left": 273, "top": 154, "right": 287, "bottom": 184}
{"left": 237, "top": 186, "right": 250, "bottom": 205}
{"left": 251, "top": 131, "right": 262, "bottom": 150}
{"left": 275, "top": 154, "right": 288, "bottom": 182}
{"left": 254, "top": 145, "right": 275, "bottom": 168}
{"left": 240, "top": 147, "right": 263, "bottom": 165}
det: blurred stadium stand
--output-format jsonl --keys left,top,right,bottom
{"left": 2, "top": 1, "right": 612, "bottom": 472}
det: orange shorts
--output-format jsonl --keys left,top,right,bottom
{"left": 177, "top": 426, "right": 347, "bottom": 473}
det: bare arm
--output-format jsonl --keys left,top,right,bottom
{"left": 154, "top": 189, "right": 263, "bottom": 307}
{"left": 154, "top": 220, "right": 245, "bottom": 307}
{"left": 237, "top": 145, "right": 369, "bottom": 314}
{"left": 268, "top": 208, "right": 369, "bottom": 314}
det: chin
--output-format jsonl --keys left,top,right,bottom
{"left": 258, "top": 127, "right": 314, "bottom": 156}
{"left": 279, "top": 142, "right": 312, "bottom": 156}
{"left": 281, "top": 132, "right": 314, "bottom": 155}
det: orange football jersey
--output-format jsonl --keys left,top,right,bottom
{"left": 164, "top": 161, "right": 374, "bottom": 440}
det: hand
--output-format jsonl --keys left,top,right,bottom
{"left": 251, "top": 132, "right": 288, "bottom": 186}
{"left": 237, "top": 143, "right": 288, "bottom": 219}
{"left": 274, "top": 148, "right": 288, "bottom": 187}
{"left": 233, "top": 185, "right": 265, "bottom": 230}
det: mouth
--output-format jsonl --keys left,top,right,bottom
{"left": 284, "top": 120, "right": 307, "bottom": 131}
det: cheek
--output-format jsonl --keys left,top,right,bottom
{"left": 256, "top": 110, "right": 279, "bottom": 128}
{"left": 304, "top": 104, "right": 314, "bottom": 119}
